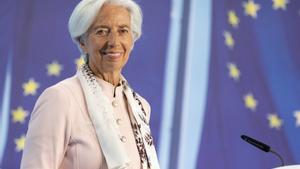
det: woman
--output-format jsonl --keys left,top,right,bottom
{"left": 20, "top": 0, "right": 160, "bottom": 169}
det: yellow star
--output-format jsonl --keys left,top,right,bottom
{"left": 228, "top": 10, "right": 240, "bottom": 28}
{"left": 294, "top": 110, "right": 300, "bottom": 127}
{"left": 243, "top": 0, "right": 260, "bottom": 18}
{"left": 227, "top": 63, "right": 241, "bottom": 81}
{"left": 267, "top": 113, "right": 283, "bottom": 129}
{"left": 22, "top": 78, "right": 40, "bottom": 96}
{"left": 243, "top": 93, "right": 258, "bottom": 111}
{"left": 15, "top": 135, "right": 26, "bottom": 152}
{"left": 12, "top": 106, "right": 28, "bottom": 123}
{"left": 75, "top": 56, "right": 85, "bottom": 69}
{"left": 47, "top": 61, "right": 63, "bottom": 76}
{"left": 272, "top": 0, "right": 289, "bottom": 10}
{"left": 223, "top": 31, "right": 235, "bottom": 49}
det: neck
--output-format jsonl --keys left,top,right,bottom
{"left": 88, "top": 63, "right": 121, "bottom": 86}
{"left": 97, "top": 72, "right": 121, "bottom": 86}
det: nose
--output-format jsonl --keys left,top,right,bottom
{"left": 107, "top": 31, "right": 120, "bottom": 48}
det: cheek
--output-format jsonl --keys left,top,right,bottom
{"left": 86, "top": 43, "right": 103, "bottom": 62}
{"left": 88, "top": 38, "right": 107, "bottom": 52}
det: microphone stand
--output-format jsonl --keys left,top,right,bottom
{"left": 241, "top": 135, "right": 285, "bottom": 167}
{"left": 270, "top": 149, "right": 285, "bottom": 166}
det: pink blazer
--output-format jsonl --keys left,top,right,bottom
{"left": 20, "top": 75, "right": 151, "bottom": 169}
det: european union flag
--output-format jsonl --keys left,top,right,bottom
{"left": 197, "top": 0, "right": 300, "bottom": 168}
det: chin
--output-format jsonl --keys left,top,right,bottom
{"left": 104, "top": 64, "right": 124, "bottom": 73}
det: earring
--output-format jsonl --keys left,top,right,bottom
{"left": 85, "top": 53, "right": 89, "bottom": 64}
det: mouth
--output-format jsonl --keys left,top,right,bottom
{"left": 101, "top": 51, "right": 123, "bottom": 60}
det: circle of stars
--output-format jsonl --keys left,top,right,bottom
{"left": 223, "top": 0, "right": 298, "bottom": 130}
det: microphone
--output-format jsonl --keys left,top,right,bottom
{"left": 241, "top": 135, "right": 270, "bottom": 152}
{"left": 241, "top": 135, "right": 285, "bottom": 166}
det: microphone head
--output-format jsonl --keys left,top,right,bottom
{"left": 241, "top": 135, "right": 271, "bottom": 152}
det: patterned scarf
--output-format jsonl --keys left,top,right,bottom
{"left": 77, "top": 64, "right": 160, "bottom": 169}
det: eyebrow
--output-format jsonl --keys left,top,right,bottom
{"left": 93, "top": 24, "right": 130, "bottom": 30}
{"left": 119, "top": 25, "right": 130, "bottom": 29}
{"left": 93, "top": 25, "right": 109, "bottom": 30}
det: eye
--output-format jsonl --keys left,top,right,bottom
{"left": 95, "top": 28, "right": 109, "bottom": 36}
{"left": 119, "top": 28, "right": 129, "bottom": 34}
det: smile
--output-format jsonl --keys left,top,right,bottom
{"left": 101, "top": 51, "right": 123, "bottom": 59}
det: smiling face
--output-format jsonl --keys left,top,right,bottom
{"left": 81, "top": 4, "right": 133, "bottom": 75}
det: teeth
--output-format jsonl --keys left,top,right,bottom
{"left": 104, "top": 52, "right": 121, "bottom": 57}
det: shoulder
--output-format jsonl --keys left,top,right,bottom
{"left": 49, "top": 75, "right": 81, "bottom": 93}
{"left": 31, "top": 75, "right": 83, "bottom": 118}
{"left": 41, "top": 75, "right": 82, "bottom": 100}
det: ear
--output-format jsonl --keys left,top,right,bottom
{"left": 79, "top": 39, "right": 88, "bottom": 54}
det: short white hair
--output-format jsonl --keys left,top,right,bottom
{"left": 68, "top": 0, "right": 143, "bottom": 47}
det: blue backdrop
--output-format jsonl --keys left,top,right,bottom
{"left": 1, "top": 0, "right": 300, "bottom": 169}
{"left": 198, "top": 0, "right": 300, "bottom": 168}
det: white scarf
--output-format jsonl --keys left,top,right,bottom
{"left": 77, "top": 65, "right": 160, "bottom": 169}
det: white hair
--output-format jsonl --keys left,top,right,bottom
{"left": 68, "top": 0, "right": 143, "bottom": 50}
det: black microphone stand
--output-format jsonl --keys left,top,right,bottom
{"left": 241, "top": 135, "right": 285, "bottom": 167}
{"left": 269, "top": 149, "right": 285, "bottom": 166}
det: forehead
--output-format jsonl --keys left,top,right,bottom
{"left": 93, "top": 4, "right": 131, "bottom": 27}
